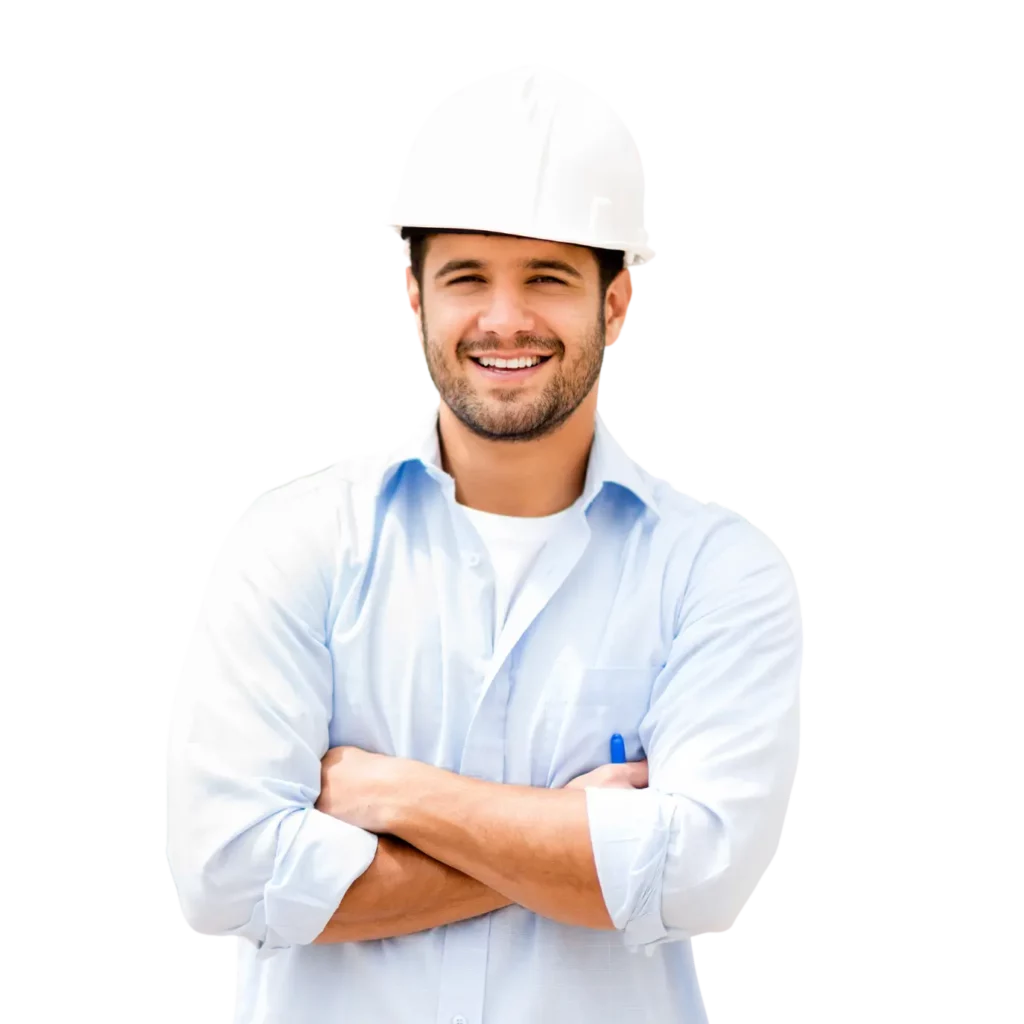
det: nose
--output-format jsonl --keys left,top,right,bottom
{"left": 476, "top": 282, "right": 537, "bottom": 338}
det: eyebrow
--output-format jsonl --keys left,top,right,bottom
{"left": 434, "top": 258, "right": 583, "bottom": 282}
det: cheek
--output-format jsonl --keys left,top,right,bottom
{"left": 558, "top": 333, "right": 601, "bottom": 369}
{"left": 427, "top": 312, "right": 476, "bottom": 355}
{"left": 547, "top": 305, "right": 599, "bottom": 343}
{"left": 426, "top": 340, "right": 472, "bottom": 385}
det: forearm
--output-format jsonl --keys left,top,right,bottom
{"left": 312, "top": 835, "right": 513, "bottom": 944}
{"left": 385, "top": 763, "right": 614, "bottom": 931}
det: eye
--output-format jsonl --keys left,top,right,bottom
{"left": 450, "top": 274, "right": 569, "bottom": 286}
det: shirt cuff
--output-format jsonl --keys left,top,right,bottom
{"left": 254, "top": 807, "right": 379, "bottom": 958}
{"left": 585, "top": 787, "right": 677, "bottom": 951}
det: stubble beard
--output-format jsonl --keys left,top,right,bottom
{"left": 421, "top": 307, "right": 606, "bottom": 443}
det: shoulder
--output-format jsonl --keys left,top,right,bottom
{"left": 213, "top": 455, "right": 390, "bottom": 597}
{"left": 642, "top": 472, "right": 799, "bottom": 624}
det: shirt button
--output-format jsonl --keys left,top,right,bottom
{"left": 452, "top": 1017, "right": 467, "bottom": 1024}
{"left": 466, "top": 553, "right": 481, "bottom": 568}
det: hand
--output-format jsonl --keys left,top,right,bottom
{"left": 315, "top": 745, "right": 405, "bottom": 833}
{"left": 564, "top": 759, "right": 648, "bottom": 791}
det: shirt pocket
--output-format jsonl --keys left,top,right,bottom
{"left": 539, "top": 666, "right": 657, "bottom": 787}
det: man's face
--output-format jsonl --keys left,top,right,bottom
{"left": 408, "top": 233, "right": 619, "bottom": 442}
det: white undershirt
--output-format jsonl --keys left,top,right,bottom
{"left": 459, "top": 500, "right": 579, "bottom": 636}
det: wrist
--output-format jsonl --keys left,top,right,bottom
{"left": 376, "top": 756, "right": 420, "bottom": 833}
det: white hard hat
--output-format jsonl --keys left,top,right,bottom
{"left": 389, "top": 64, "right": 654, "bottom": 266}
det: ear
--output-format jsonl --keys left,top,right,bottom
{"left": 403, "top": 264, "right": 423, "bottom": 352}
{"left": 602, "top": 268, "right": 632, "bottom": 347}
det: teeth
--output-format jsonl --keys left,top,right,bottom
{"left": 478, "top": 356, "right": 543, "bottom": 369}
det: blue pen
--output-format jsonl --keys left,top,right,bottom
{"left": 609, "top": 733, "right": 626, "bottom": 764}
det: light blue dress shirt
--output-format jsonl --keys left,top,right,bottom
{"left": 166, "top": 407, "right": 801, "bottom": 1024}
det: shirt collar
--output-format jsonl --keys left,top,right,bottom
{"left": 581, "top": 412, "right": 660, "bottom": 519}
{"left": 379, "top": 405, "right": 448, "bottom": 494}
{"left": 379, "top": 405, "right": 660, "bottom": 520}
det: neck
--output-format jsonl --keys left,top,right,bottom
{"left": 436, "top": 400, "right": 597, "bottom": 517}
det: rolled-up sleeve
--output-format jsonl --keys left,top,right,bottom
{"left": 165, "top": 487, "right": 379, "bottom": 958}
{"left": 586, "top": 514, "right": 801, "bottom": 952}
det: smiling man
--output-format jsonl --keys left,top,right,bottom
{"left": 420, "top": 235, "right": 615, "bottom": 451}
{"left": 167, "top": 65, "right": 802, "bottom": 1024}
{"left": 413, "top": 229, "right": 628, "bottom": 517}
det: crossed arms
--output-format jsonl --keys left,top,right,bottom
{"left": 165, "top": 497, "right": 801, "bottom": 955}
{"left": 310, "top": 834, "right": 513, "bottom": 944}
{"left": 310, "top": 747, "right": 648, "bottom": 943}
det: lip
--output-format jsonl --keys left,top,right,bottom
{"left": 468, "top": 353, "right": 553, "bottom": 381}
{"left": 467, "top": 350, "right": 555, "bottom": 360}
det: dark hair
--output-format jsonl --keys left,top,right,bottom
{"left": 400, "top": 226, "right": 626, "bottom": 299}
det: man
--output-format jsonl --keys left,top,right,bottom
{"left": 166, "top": 65, "right": 801, "bottom": 1023}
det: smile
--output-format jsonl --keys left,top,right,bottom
{"left": 468, "top": 354, "right": 553, "bottom": 378}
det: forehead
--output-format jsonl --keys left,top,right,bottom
{"left": 423, "top": 232, "right": 596, "bottom": 278}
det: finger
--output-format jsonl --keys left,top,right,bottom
{"left": 627, "top": 759, "right": 649, "bottom": 787}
